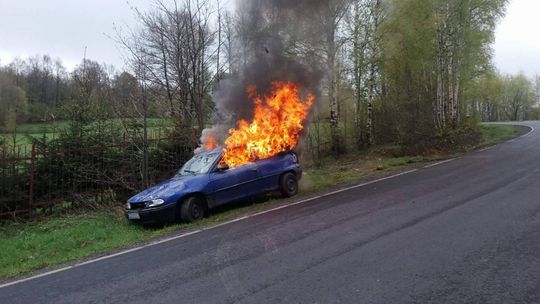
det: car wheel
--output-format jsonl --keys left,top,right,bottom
{"left": 180, "top": 196, "right": 205, "bottom": 223}
{"left": 280, "top": 172, "right": 298, "bottom": 198}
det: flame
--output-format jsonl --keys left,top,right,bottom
{"left": 220, "top": 81, "right": 314, "bottom": 168}
{"left": 205, "top": 135, "right": 219, "bottom": 151}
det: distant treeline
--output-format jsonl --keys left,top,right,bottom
{"left": 0, "top": 56, "right": 169, "bottom": 129}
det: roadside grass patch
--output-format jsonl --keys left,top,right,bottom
{"left": 382, "top": 156, "right": 421, "bottom": 169}
{"left": 0, "top": 212, "right": 150, "bottom": 279}
{"left": 0, "top": 198, "right": 287, "bottom": 280}
{"left": 299, "top": 154, "right": 422, "bottom": 192}
{"left": 300, "top": 155, "right": 379, "bottom": 192}
{"left": 478, "top": 124, "right": 516, "bottom": 146}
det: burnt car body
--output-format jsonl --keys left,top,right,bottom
{"left": 125, "top": 149, "right": 302, "bottom": 224}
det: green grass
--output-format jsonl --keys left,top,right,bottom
{"left": 0, "top": 199, "right": 289, "bottom": 280}
{"left": 0, "top": 121, "right": 68, "bottom": 134}
{"left": 0, "top": 123, "right": 523, "bottom": 281}
{"left": 382, "top": 156, "right": 420, "bottom": 168}
{"left": 0, "top": 118, "right": 175, "bottom": 150}
{"left": 478, "top": 124, "right": 517, "bottom": 146}
{"left": 299, "top": 155, "right": 423, "bottom": 193}
{"left": 0, "top": 212, "right": 150, "bottom": 279}
{"left": 1, "top": 133, "right": 57, "bottom": 146}
{"left": 0, "top": 119, "right": 174, "bottom": 135}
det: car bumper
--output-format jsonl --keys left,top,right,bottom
{"left": 125, "top": 203, "right": 177, "bottom": 224}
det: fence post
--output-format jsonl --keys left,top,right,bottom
{"left": 28, "top": 143, "right": 36, "bottom": 217}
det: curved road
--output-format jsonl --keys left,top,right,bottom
{"left": 2, "top": 122, "right": 540, "bottom": 304}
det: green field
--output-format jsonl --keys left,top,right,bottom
{"left": 0, "top": 119, "right": 175, "bottom": 147}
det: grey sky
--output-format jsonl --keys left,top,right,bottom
{"left": 0, "top": 0, "right": 154, "bottom": 69}
{"left": 493, "top": 0, "right": 540, "bottom": 77}
{"left": 0, "top": 0, "right": 538, "bottom": 77}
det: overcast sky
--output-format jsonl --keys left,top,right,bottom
{"left": 0, "top": 0, "right": 538, "bottom": 77}
{"left": 493, "top": 0, "right": 540, "bottom": 77}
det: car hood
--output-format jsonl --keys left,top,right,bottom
{"left": 128, "top": 174, "right": 206, "bottom": 203}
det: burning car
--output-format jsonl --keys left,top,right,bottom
{"left": 125, "top": 148, "right": 302, "bottom": 225}
{"left": 126, "top": 81, "right": 313, "bottom": 225}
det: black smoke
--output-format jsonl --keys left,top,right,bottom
{"left": 200, "top": 0, "right": 327, "bottom": 149}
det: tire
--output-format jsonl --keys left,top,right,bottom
{"left": 180, "top": 196, "right": 205, "bottom": 223}
{"left": 279, "top": 172, "right": 298, "bottom": 198}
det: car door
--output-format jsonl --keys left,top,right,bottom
{"left": 254, "top": 154, "right": 286, "bottom": 192}
{"left": 208, "top": 168, "right": 240, "bottom": 206}
{"left": 233, "top": 162, "right": 261, "bottom": 198}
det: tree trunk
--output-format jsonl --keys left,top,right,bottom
{"left": 366, "top": 64, "right": 375, "bottom": 147}
{"left": 352, "top": 1, "right": 364, "bottom": 148}
{"left": 327, "top": 29, "right": 341, "bottom": 153}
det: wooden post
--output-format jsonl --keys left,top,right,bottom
{"left": 28, "top": 143, "right": 36, "bottom": 217}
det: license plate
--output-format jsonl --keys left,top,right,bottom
{"left": 127, "top": 211, "right": 140, "bottom": 220}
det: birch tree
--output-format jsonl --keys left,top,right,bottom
{"left": 316, "top": 0, "right": 351, "bottom": 153}
{"left": 380, "top": 0, "right": 507, "bottom": 144}
{"left": 434, "top": 0, "right": 507, "bottom": 128}
{"left": 347, "top": 0, "right": 384, "bottom": 147}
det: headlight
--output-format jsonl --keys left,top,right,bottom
{"left": 125, "top": 203, "right": 131, "bottom": 210}
{"left": 147, "top": 199, "right": 165, "bottom": 208}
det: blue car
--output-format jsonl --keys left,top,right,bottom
{"left": 125, "top": 149, "right": 302, "bottom": 224}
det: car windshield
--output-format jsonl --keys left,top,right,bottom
{"left": 176, "top": 152, "right": 221, "bottom": 176}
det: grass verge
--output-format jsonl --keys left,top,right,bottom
{"left": 477, "top": 124, "right": 521, "bottom": 147}
{"left": 0, "top": 123, "right": 525, "bottom": 281}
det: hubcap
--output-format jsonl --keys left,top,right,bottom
{"left": 191, "top": 204, "right": 201, "bottom": 218}
{"left": 287, "top": 178, "right": 296, "bottom": 192}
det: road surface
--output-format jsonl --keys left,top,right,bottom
{"left": 2, "top": 122, "right": 540, "bottom": 304}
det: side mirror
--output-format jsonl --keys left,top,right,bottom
{"left": 216, "top": 163, "right": 229, "bottom": 172}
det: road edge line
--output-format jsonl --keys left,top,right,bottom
{"left": 423, "top": 158, "right": 457, "bottom": 168}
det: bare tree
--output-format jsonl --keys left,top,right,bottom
{"left": 221, "top": 10, "right": 237, "bottom": 75}
{"left": 116, "top": 0, "right": 217, "bottom": 135}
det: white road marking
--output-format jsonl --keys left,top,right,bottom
{"left": 521, "top": 126, "right": 535, "bottom": 137}
{"left": 0, "top": 168, "right": 419, "bottom": 289}
{"left": 423, "top": 158, "right": 457, "bottom": 168}
{"left": 0, "top": 267, "right": 71, "bottom": 288}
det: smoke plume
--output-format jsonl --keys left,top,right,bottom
{"left": 199, "top": 0, "right": 326, "bottom": 149}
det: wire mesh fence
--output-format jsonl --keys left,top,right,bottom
{"left": 0, "top": 136, "right": 196, "bottom": 220}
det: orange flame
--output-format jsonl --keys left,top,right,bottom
{"left": 205, "top": 135, "right": 219, "bottom": 151}
{"left": 220, "top": 81, "right": 314, "bottom": 168}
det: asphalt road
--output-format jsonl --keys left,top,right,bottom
{"left": 2, "top": 122, "right": 540, "bottom": 304}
